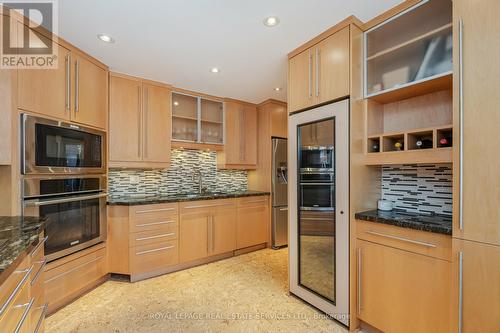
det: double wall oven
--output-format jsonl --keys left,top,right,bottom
{"left": 21, "top": 114, "right": 107, "bottom": 262}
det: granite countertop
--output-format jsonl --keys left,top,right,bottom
{"left": 0, "top": 216, "right": 46, "bottom": 284}
{"left": 355, "top": 209, "right": 452, "bottom": 235}
{"left": 107, "top": 190, "right": 271, "bottom": 206}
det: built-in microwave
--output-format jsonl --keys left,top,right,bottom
{"left": 23, "top": 175, "right": 108, "bottom": 262}
{"left": 21, "top": 114, "right": 106, "bottom": 175}
{"left": 300, "top": 146, "right": 334, "bottom": 171}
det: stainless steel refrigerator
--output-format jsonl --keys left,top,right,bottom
{"left": 271, "top": 137, "right": 288, "bottom": 249}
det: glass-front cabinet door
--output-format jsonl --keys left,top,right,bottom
{"left": 172, "top": 93, "right": 198, "bottom": 142}
{"left": 172, "top": 92, "right": 224, "bottom": 145}
{"left": 288, "top": 99, "right": 349, "bottom": 325}
{"left": 201, "top": 99, "right": 224, "bottom": 144}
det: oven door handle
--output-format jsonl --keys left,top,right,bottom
{"left": 299, "top": 182, "right": 334, "bottom": 186}
{"left": 25, "top": 193, "right": 108, "bottom": 206}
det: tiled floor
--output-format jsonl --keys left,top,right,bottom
{"left": 46, "top": 248, "right": 347, "bottom": 333}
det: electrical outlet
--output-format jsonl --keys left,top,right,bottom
{"left": 129, "top": 175, "right": 140, "bottom": 184}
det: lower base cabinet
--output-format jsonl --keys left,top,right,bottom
{"left": 451, "top": 239, "right": 500, "bottom": 332}
{"left": 236, "top": 196, "right": 270, "bottom": 249}
{"left": 357, "top": 239, "right": 451, "bottom": 333}
{"left": 0, "top": 233, "right": 46, "bottom": 333}
{"left": 44, "top": 244, "right": 107, "bottom": 314}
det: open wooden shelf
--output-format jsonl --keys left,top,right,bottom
{"left": 172, "top": 114, "right": 198, "bottom": 121}
{"left": 366, "top": 72, "right": 452, "bottom": 104}
{"left": 365, "top": 125, "right": 453, "bottom": 165}
{"left": 201, "top": 119, "right": 223, "bottom": 124}
{"left": 171, "top": 140, "right": 223, "bottom": 151}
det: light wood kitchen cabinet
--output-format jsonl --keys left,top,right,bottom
{"left": 179, "top": 199, "right": 237, "bottom": 262}
{"left": 17, "top": 41, "right": 71, "bottom": 121}
{"left": 288, "top": 26, "right": 350, "bottom": 113}
{"left": 218, "top": 100, "right": 257, "bottom": 169}
{"left": 451, "top": 239, "right": 500, "bottom": 333}
{"left": 453, "top": 0, "right": 500, "bottom": 246}
{"left": 109, "top": 73, "right": 172, "bottom": 168}
{"left": 288, "top": 49, "right": 314, "bottom": 112}
{"left": 179, "top": 211, "right": 209, "bottom": 262}
{"left": 17, "top": 23, "right": 108, "bottom": 130}
{"left": 357, "top": 239, "right": 451, "bottom": 333}
{"left": 71, "top": 53, "right": 108, "bottom": 129}
{"left": 236, "top": 196, "right": 269, "bottom": 249}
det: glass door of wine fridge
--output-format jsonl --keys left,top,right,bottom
{"left": 288, "top": 99, "right": 349, "bottom": 326}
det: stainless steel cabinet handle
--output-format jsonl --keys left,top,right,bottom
{"left": 300, "top": 217, "right": 334, "bottom": 221}
{"left": 243, "top": 200, "right": 267, "bottom": 204}
{"left": 45, "top": 256, "right": 103, "bottom": 283}
{"left": 279, "top": 207, "right": 288, "bottom": 211}
{"left": 136, "top": 245, "right": 174, "bottom": 256}
{"left": 31, "top": 236, "right": 48, "bottom": 258}
{"left": 135, "top": 207, "right": 175, "bottom": 214}
{"left": 26, "top": 193, "right": 108, "bottom": 206}
{"left": 14, "top": 298, "right": 35, "bottom": 333}
{"left": 316, "top": 48, "right": 320, "bottom": 97}
{"left": 210, "top": 215, "right": 215, "bottom": 253}
{"left": 31, "top": 259, "right": 47, "bottom": 286}
{"left": 206, "top": 216, "right": 210, "bottom": 254}
{"left": 300, "top": 182, "right": 334, "bottom": 186}
{"left": 308, "top": 49, "right": 312, "bottom": 98}
{"left": 0, "top": 265, "right": 33, "bottom": 316}
{"left": 365, "top": 230, "right": 437, "bottom": 248}
{"left": 357, "top": 247, "right": 362, "bottom": 314}
{"left": 33, "top": 304, "right": 48, "bottom": 333}
{"left": 136, "top": 220, "right": 175, "bottom": 227}
{"left": 74, "top": 59, "right": 79, "bottom": 112}
{"left": 65, "top": 54, "right": 71, "bottom": 110}
{"left": 459, "top": 18, "right": 464, "bottom": 230}
{"left": 458, "top": 251, "right": 464, "bottom": 333}
{"left": 136, "top": 233, "right": 175, "bottom": 241}
{"left": 184, "top": 203, "right": 233, "bottom": 209}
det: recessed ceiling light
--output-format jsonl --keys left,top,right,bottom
{"left": 210, "top": 67, "right": 220, "bottom": 74}
{"left": 263, "top": 16, "right": 280, "bottom": 27}
{"left": 173, "top": 101, "right": 179, "bottom": 106}
{"left": 274, "top": 87, "right": 282, "bottom": 91}
{"left": 97, "top": 33, "right": 115, "bottom": 43}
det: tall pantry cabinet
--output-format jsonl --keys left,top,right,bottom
{"left": 452, "top": 0, "right": 500, "bottom": 331}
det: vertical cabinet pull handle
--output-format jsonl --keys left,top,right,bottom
{"left": 74, "top": 59, "right": 79, "bottom": 112}
{"left": 211, "top": 215, "right": 215, "bottom": 253}
{"left": 458, "top": 251, "right": 464, "bottom": 333}
{"left": 458, "top": 18, "right": 464, "bottom": 230}
{"left": 137, "top": 85, "right": 142, "bottom": 158}
{"left": 316, "top": 48, "right": 320, "bottom": 97}
{"left": 65, "top": 54, "right": 71, "bottom": 110}
{"left": 357, "top": 247, "right": 362, "bottom": 314}
{"left": 308, "top": 49, "right": 312, "bottom": 99}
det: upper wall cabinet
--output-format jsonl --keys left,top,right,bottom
{"left": 17, "top": 24, "right": 108, "bottom": 129}
{"left": 218, "top": 100, "right": 257, "bottom": 169}
{"left": 109, "top": 74, "right": 171, "bottom": 168}
{"left": 288, "top": 26, "right": 350, "bottom": 113}
{"left": 364, "top": 0, "right": 452, "bottom": 101}
{"left": 171, "top": 92, "right": 224, "bottom": 146}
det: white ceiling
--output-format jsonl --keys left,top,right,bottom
{"left": 58, "top": 0, "right": 402, "bottom": 103}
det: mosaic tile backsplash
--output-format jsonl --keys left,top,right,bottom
{"left": 108, "top": 149, "right": 247, "bottom": 196}
{"left": 381, "top": 164, "right": 452, "bottom": 216}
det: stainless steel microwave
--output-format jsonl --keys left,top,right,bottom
{"left": 21, "top": 114, "right": 106, "bottom": 175}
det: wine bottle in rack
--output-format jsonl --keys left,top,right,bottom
{"left": 416, "top": 139, "right": 433, "bottom": 149}
{"left": 372, "top": 143, "right": 379, "bottom": 152}
{"left": 394, "top": 141, "right": 403, "bottom": 151}
{"left": 439, "top": 136, "right": 452, "bottom": 147}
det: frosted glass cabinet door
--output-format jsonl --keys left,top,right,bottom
{"left": 365, "top": 0, "right": 452, "bottom": 96}
{"left": 201, "top": 99, "right": 224, "bottom": 144}
{"left": 172, "top": 92, "right": 198, "bottom": 142}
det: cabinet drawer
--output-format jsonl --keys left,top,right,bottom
{"left": 356, "top": 220, "right": 451, "bottom": 261}
{"left": 130, "top": 240, "right": 179, "bottom": 275}
{"left": 30, "top": 236, "right": 47, "bottom": 283}
{"left": 0, "top": 257, "right": 30, "bottom": 319}
{"left": 180, "top": 199, "right": 235, "bottom": 214}
{"left": 237, "top": 196, "right": 269, "bottom": 208}
{"left": 31, "top": 302, "right": 46, "bottom": 333}
{"left": 130, "top": 215, "right": 178, "bottom": 233}
{"left": 129, "top": 203, "right": 178, "bottom": 222}
{"left": 129, "top": 224, "right": 178, "bottom": 247}
{"left": 0, "top": 280, "right": 31, "bottom": 332}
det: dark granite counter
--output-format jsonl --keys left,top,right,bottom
{"left": 0, "top": 216, "right": 45, "bottom": 284}
{"left": 107, "top": 191, "right": 271, "bottom": 206}
{"left": 355, "top": 209, "right": 452, "bottom": 235}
